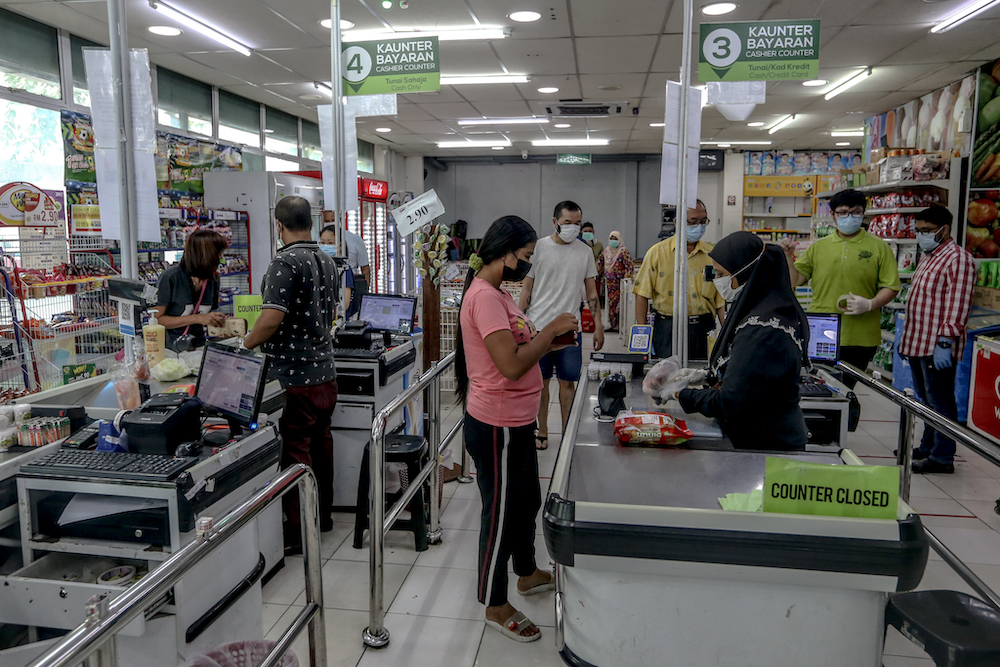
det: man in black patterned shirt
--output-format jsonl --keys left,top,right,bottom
{"left": 243, "top": 196, "right": 340, "bottom": 555}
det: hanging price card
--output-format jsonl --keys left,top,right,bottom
{"left": 392, "top": 188, "right": 446, "bottom": 236}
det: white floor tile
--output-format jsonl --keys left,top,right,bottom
{"left": 262, "top": 556, "right": 305, "bottom": 605}
{"left": 356, "top": 613, "right": 483, "bottom": 667}
{"left": 908, "top": 475, "right": 952, "bottom": 499}
{"left": 414, "top": 527, "right": 481, "bottom": 570}
{"left": 913, "top": 559, "right": 977, "bottom": 597}
{"left": 958, "top": 499, "right": 1000, "bottom": 531}
{"left": 389, "top": 564, "right": 484, "bottom": 620}
{"left": 928, "top": 475, "right": 1000, "bottom": 502}
{"left": 475, "top": 622, "right": 566, "bottom": 666}
{"left": 321, "top": 522, "right": 356, "bottom": 560}
{"left": 310, "top": 558, "right": 412, "bottom": 611}
{"left": 266, "top": 605, "right": 368, "bottom": 667}
{"left": 331, "top": 528, "right": 423, "bottom": 566}
{"left": 881, "top": 655, "right": 936, "bottom": 666}
{"left": 451, "top": 479, "right": 480, "bottom": 500}
{"left": 262, "top": 602, "right": 291, "bottom": 637}
{"left": 925, "top": 526, "right": 1000, "bottom": 566}
{"left": 440, "top": 497, "right": 482, "bottom": 530}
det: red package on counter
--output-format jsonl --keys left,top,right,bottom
{"left": 614, "top": 410, "right": 695, "bottom": 447}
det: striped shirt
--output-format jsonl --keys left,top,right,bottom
{"left": 899, "top": 238, "right": 975, "bottom": 359}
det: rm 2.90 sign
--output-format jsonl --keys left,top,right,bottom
{"left": 391, "top": 188, "right": 446, "bottom": 236}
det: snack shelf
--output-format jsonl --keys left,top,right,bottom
{"left": 865, "top": 208, "right": 924, "bottom": 215}
{"left": 740, "top": 212, "right": 813, "bottom": 218}
{"left": 743, "top": 228, "right": 811, "bottom": 234}
{"left": 111, "top": 244, "right": 250, "bottom": 253}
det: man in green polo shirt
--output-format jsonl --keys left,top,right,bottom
{"left": 779, "top": 189, "right": 900, "bottom": 388}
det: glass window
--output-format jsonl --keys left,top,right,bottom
{"left": 156, "top": 68, "right": 212, "bottom": 136}
{"left": 358, "top": 140, "right": 374, "bottom": 174}
{"left": 302, "top": 120, "right": 321, "bottom": 161}
{"left": 265, "top": 107, "right": 298, "bottom": 156}
{"left": 243, "top": 152, "right": 264, "bottom": 172}
{"left": 265, "top": 155, "right": 300, "bottom": 172}
{"left": 0, "top": 98, "right": 63, "bottom": 189}
{"left": 70, "top": 34, "right": 102, "bottom": 107}
{"left": 219, "top": 90, "right": 260, "bottom": 147}
{"left": 0, "top": 8, "right": 61, "bottom": 99}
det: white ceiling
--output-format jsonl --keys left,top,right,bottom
{"left": 3, "top": 0, "right": 1000, "bottom": 156}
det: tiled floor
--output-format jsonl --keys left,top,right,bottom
{"left": 259, "top": 327, "right": 1000, "bottom": 667}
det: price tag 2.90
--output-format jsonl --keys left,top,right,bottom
{"left": 392, "top": 189, "right": 445, "bottom": 236}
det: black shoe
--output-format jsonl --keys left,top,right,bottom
{"left": 321, "top": 517, "right": 334, "bottom": 533}
{"left": 893, "top": 448, "right": 929, "bottom": 461}
{"left": 911, "top": 458, "right": 954, "bottom": 474}
{"left": 284, "top": 542, "right": 303, "bottom": 557}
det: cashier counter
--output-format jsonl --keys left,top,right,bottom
{"left": 0, "top": 374, "right": 287, "bottom": 667}
{"left": 544, "top": 369, "right": 929, "bottom": 667}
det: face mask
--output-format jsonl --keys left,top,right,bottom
{"left": 319, "top": 244, "right": 337, "bottom": 256}
{"left": 686, "top": 224, "right": 706, "bottom": 243}
{"left": 582, "top": 232, "right": 594, "bottom": 242}
{"left": 916, "top": 230, "right": 942, "bottom": 253}
{"left": 713, "top": 275, "right": 743, "bottom": 303}
{"left": 609, "top": 239, "right": 620, "bottom": 248}
{"left": 836, "top": 214, "right": 863, "bottom": 235}
{"left": 558, "top": 224, "right": 580, "bottom": 243}
{"left": 502, "top": 257, "right": 532, "bottom": 282}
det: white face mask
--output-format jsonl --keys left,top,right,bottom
{"left": 558, "top": 224, "right": 581, "bottom": 243}
{"left": 713, "top": 275, "right": 743, "bottom": 303}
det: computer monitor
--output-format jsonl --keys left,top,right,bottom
{"left": 359, "top": 294, "right": 417, "bottom": 336}
{"left": 195, "top": 342, "right": 270, "bottom": 436}
{"left": 806, "top": 313, "right": 841, "bottom": 364}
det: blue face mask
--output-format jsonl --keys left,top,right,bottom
{"left": 686, "top": 224, "right": 706, "bottom": 243}
{"left": 836, "top": 214, "right": 863, "bottom": 235}
{"left": 319, "top": 243, "right": 337, "bottom": 256}
{"left": 916, "top": 231, "right": 941, "bottom": 253}
{"left": 582, "top": 232, "right": 594, "bottom": 242}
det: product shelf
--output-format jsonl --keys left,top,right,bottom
{"left": 743, "top": 228, "right": 810, "bottom": 234}
{"left": 865, "top": 208, "right": 925, "bottom": 216}
{"left": 817, "top": 178, "right": 951, "bottom": 199}
{"left": 741, "top": 212, "right": 813, "bottom": 218}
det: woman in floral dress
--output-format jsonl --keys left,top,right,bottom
{"left": 597, "top": 230, "right": 633, "bottom": 332}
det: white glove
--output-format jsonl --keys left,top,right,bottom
{"left": 655, "top": 380, "right": 689, "bottom": 404}
{"left": 844, "top": 292, "right": 873, "bottom": 316}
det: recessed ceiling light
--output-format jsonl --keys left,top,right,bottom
{"left": 931, "top": 0, "right": 1000, "bottom": 33}
{"left": 375, "top": 127, "right": 392, "bottom": 133}
{"left": 802, "top": 79, "right": 828, "bottom": 87}
{"left": 508, "top": 10, "right": 541, "bottom": 22}
{"left": 831, "top": 130, "right": 865, "bottom": 137}
{"left": 149, "top": 1, "right": 251, "bottom": 56}
{"left": 768, "top": 114, "right": 795, "bottom": 134}
{"left": 746, "top": 121, "right": 765, "bottom": 127}
{"left": 264, "top": 129, "right": 275, "bottom": 134}
{"left": 599, "top": 85, "right": 622, "bottom": 91}
{"left": 649, "top": 122, "right": 665, "bottom": 127}
{"left": 701, "top": 2, "right": 738, "bottom": 15}
{"left": 825, "top": 68, "right": 872, "bottom": 100}
{"left": 717, "top": 143, "right": 732, "bottom": 148}
{"left": 537, "top": 86, "right": 559, "bottom": 94}
{"left": 700, "top": 140, "right": 772, "bottom": 145}
{"left": 458, "top": 117, "right": 548, "bottom": 125}
{"left": 437, "top": 140, "right": 513, "bottom": 148}
{"left": 554, "top": 123, "right": 571, "bottom": 128}
{"left": 836, "top": 142, "right": 851, "bottom": 146}
{"left": 491, "top": 146, "right": 506, "bottom": 150}
{"left": 148, "top": 25, "right": 182, "bottom": 36}
{"left": 440, "top": 75, "right": 530, "bottom": 85}
{"left": 299, "top": 93, "right": 323, "bottom": 101}
{"left": 381, "top": 0, "right": 392, "bottom": 9}
{"left": 344, "top": 27, "right": 509, "bottom": 42}
{"left": 320, "top": 18, "right": 355, "bottom": 29}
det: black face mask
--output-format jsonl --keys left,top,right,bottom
{"left": 502, "top": 258, "right": 532, "bottom": 282}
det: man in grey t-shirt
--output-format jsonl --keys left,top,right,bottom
{"left": 519, "top": 200, "right": 604, "bottom": 449}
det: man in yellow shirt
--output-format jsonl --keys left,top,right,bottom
{"left": 633, "top": 201, "right": 725, "bottom": 359}
{"left": 779, "top": 189, "right": 900, "bottom": 387}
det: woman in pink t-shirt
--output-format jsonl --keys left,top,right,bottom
{"left": 455, "top": 215, "right": 577, "bottom": 643}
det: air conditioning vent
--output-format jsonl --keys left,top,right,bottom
{"left": 539, "top": 100, "right": 630, "bottom": 118}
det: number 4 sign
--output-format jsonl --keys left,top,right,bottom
{"left": 391, "top": 188, "right": 446, "bottom": 236}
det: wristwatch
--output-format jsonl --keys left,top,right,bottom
{"left": 937, "top": 340, "right": 953, "bottom": 349}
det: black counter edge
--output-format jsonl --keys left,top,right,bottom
{"left": 560, "top": 645, "right": 599, "bottom": 667}
{"left": 543, "top": 493, "right": 930, "bottom": 589}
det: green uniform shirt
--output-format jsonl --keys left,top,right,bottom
{"left": 794, "top": 230, "right": 901, "bottom": 348}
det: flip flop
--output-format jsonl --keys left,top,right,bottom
{"left": 518, "top": 572, "right": 555, "bottom": 596}
{"left": 485, "top": 611, "right": 541, "bottom": 643}
{"left": 535, "top": 436, "right": 548, "bottom": 450}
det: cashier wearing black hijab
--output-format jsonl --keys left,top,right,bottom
{"left": 676, "top": 232, "right": 810, "bottom": 450}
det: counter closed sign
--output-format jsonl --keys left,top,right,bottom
{"left": 699, "top": 20, "right": 820, "bottom": 82}
{"left": 762, "top": 457, "right": 899, "bottom": 520}
{"left": 342, "top": 36, "right": 440, "bottom": 96}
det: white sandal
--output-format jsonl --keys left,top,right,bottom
{"left": 517, "top": 571, "right": 555, "bottom": 596}
{"left": 485, "top": 610, "right": 541, "bottom": 643}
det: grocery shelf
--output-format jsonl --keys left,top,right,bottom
{"left": 876, "top": 237, "right": 919, "bottom": 244}
{"left": 114, "top": 244, "right": 249, "bottom": 253}
{"left": 742, "top": 212, "right": 813, "bottom": 218}
{"left": 881, "top": 330, "right": 896, "bottom": 343}
{"left": 743, "top": 228, "right": 811, "bottom": 234}
{"left": 865, "top": 208, "right": 925, "bottom": 215}
{"left": 817, "top": 178, "right": 951, "bottom": 199}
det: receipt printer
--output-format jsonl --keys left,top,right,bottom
{"left": 120, "top": 393, "right": 202, "bottom": 455}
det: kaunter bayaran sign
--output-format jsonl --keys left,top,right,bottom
{"left": 342, "top": 36, "right": 440, "bottom": 96}
{"left": 699, "top": 20, "right": 820, "bottom": 82}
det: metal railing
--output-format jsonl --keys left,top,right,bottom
{"left": 27, "top": 464, "right": 327, "bottom": 667}
{"left": 839, "top": 361, "right": 1000, "bottom": 611}
{"left": 365, "top": 350, "right": 464, "bottom": 648}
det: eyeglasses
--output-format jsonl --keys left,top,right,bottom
{"left": 687, "top": 218, "right": 710, "bottom": 226}
{"left": 834, "top": 208, "right": 865, "bottom": 217}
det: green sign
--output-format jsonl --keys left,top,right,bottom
{"left": 233, "top": 295, "right": 263, "bottom": 331}
{"left": 342, "top": 36, "right": 440, "bottom": 96}
{"left": 557, "top": 153, "right": 592, "bottom": 165}
{"left": 762, "top": 456, "right": 899, "bottom": 520}
{"left": 699, "top": 20, "right": 820, "bottom": 82}
{"left": 63, "top": 363, "right": 99, "bottom": 385}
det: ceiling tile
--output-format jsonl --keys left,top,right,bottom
{"left": 883, "top": 19, "right": 1000, "bottom": 65}
{"left": 758, "top": 0, "right": 880, "bottom": 27}
{"left": 400, "top": 87, "right": 469, "bottom": 103}
{"left": 151, "top": 53, "right": 249, "bottom": 87}
{"left": 465, "top": 0, "right": 573, "bottom": 39}
{"left": 186, "top": 51, "right": 306, "bottom": 84}
{"left": 438, "top": 41, "right": 505, "bottom": 76}
{"left": 468, "top": 100, "right": 534, "bottom": 116}
{"left": 418, "top": 101, "right": 484, "bottom": 119}
{"left": 516, "top": 77, "right": 584, "bottom": 101}
{"left": 571, "top": 0, "right": 670, "bottom": 37}
{"left": 455, "top": 83, "right": 526, "bottom": 103}
{"left": 576, "top": 36, "right": 658, "bottom": 74}
{"left": 666, "top": 0, "right": 773, "bottom": 32}
{"left": 818, "top": 25, "right": 926, "bottom": 68}
{"left": 899, "top": 62, "right": 980, "bottom": 92}
{"left": 579, "top": 73, "right": 647, "bottom": 101}
{"left": 393, "top": 104, "right": 436, "bottom": 121}
{"left": 395, "top": 120, "right": 459, "bottom": 134}
{"left": 492, "top": 38, "right": 577, "bottom": 76}
{"left": 258, "top": 47, "right": 331, "bottom": 82}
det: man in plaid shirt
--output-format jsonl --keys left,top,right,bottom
{"left": 899, "top": 207, "right": 975, "bottom": 475}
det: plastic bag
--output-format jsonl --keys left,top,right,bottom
{"left": 178, "top": 348, "right": 205, "bottom": 375}
{"left": 642, "top": 356, "right": 708, "bottom": 403}
{"left": 183, "top": 640, "right": 297, "bottom": 667}
{"left": 150, "top": 357, "right": 191, "bottom": 382}
{"left": 614, "top": 409, "right": 694, "bottom": 446}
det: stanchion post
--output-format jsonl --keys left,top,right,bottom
{"left": 896, "top": 387, "right": 915, "bottom": 503}
{"left": 427, "top": 373, "right": 443, "bottom": 544}
{"left": 298, "top": 473, "right": 328, "bottom": 667}
{"left": 363, "top": 411, "right": 390, "bottom": 648}
{"left": 84, "top": 595, "right": 116, "bottom": 667}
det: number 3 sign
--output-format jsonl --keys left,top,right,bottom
{"left": 391, "top": 188, "right": 446, "bottom": 236}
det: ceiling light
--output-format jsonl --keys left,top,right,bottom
{"left": 599, "top": 85, "right": 622, "bottom": 91}
{"left": 717, "top": 143, "right": 732, "bottom": 148}
{"left": 824, "top": 68, "right": 872, "bottom": 100}
{"left": 931, "top": 0, "right": 1000, "bottom": 33}
{"left": 509, "top": 10, "right": 541, "bottom": 22}
{"left": 836, "top": 142, "right": 851, "bottom": 146}
{"left": 437, "top": 140, "right": 513, "bottom": 148}
{"left": 148, "top": 25, "right": 182, "bottom": 36}
{"left": 149, "top": 1, "right": 251, "bottom": 56}
{"left": 264, "top": 129, "right": 275, "bottom": 134}
{"left": 491, "top": 146, "right": 506, "bottom": 150}
{"left": 802, "top": 79, "right": 828, "bottom": 87}
{"left": 343, "top": 28, "right": 509, "bottom": 42}
{"left": 299, "top": 93, "right": 323, "bottom": 101}
{"left": 320, "top": 18, "right": 355, "bottom": 30}
{"left": 746, "top": 121, "right": 765, "bottom": 127}
{"left": 650, "top": 122, "right": 665, "bottom": 127}
{"left": 458, "top": 117, "right": 549, "bottom": 125}
{"left": 554, "top": 123, "right": 571, "bottom": 128}
{"left": 768, "top": 114, "right": 795, "bottom": 134}
{"left": 375, "top": 127, "right": 392, "bottom": 133}
{"left": 382, "top": 0, "right": 392, "bottom": 8}
{"left": 537, "top": 86, "right": 559, "bottom": 94}
{"left": 532, "top": 139, "right": 610, "bottom": 147}
{"left": 701, "top": 2, "right": 738, "bottom": 15}
{"left": 701, "top": 140, "right": 772, "bottom": 145}
{"left": 831, "top": 130, "right": 865, "bottom": 137}
{"left": 440, "top": 74, "right": 530, "bottom": 85}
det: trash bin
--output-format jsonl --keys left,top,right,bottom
{"left": 183, "top": 640, "right": 297, "bottom": 667}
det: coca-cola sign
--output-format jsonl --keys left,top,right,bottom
{"left": 359, "top": 177, "right": 389, "bottom": 201}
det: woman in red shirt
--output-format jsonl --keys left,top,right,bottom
{"left": 456, "top": 215, "right": 577, "bottom": 643}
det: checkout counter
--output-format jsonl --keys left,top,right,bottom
{"left": 544, "top": 371, "right": 928, "bottom": 667}
{"left": 0, "top": 346, "right": 286, "bottom": 667}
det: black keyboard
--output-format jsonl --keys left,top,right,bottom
{"left": 799, "top": 382, "right": 835, "bottom": 398}
{"left": 21, "top": 450, "right": 198, "bottom": 482}
{"left": 332, "top": 347, "right": 383, "bottom": 359}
